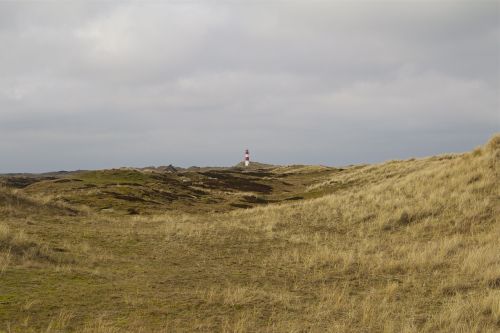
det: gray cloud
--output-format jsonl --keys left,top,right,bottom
{"left": 0, "top": 0, "right": 498, "bottom": 173}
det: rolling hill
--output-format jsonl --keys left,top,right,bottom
{"left": 0, "top": 134, "right": 498, "bottom": 332}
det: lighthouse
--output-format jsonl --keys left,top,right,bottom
{"left": 244, "top": 149, "right": 250, "bottom": 167}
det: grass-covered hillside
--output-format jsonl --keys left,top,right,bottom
{"left": 1, "top": 165, "right": 338, "bottom": 215}
{"left": 0, "top": 135, "right": 498, "bottom": 332}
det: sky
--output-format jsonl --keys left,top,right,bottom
{"left": 0, "top": 0, "right": 499, "bottom": 173}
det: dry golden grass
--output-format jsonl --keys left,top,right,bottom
{"left": 0, "top": 134, "right": 498, "bottom": 332}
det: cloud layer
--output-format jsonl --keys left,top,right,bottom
{"left": 1, "top": 1, "right": 498, "bottom": 172}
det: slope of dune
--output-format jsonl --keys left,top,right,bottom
{"left": 0, "top": 135, "right": 498, "bottom": 332}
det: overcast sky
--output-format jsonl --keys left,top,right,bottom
{"left": 0, "top": 0, "right": 498, "bottom": 173}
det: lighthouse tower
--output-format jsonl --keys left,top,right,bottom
{"left": 244, "top": 149, "right": 250, "bottom": 167}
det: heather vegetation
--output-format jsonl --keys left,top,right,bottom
{"left": 0, "top": 135, "right": 498, "bottom": 332}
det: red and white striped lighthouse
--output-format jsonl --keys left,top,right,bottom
{"left": 244, "top": 149, "right": 250, "bottom": 167}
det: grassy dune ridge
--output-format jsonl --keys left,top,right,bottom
{"left": 0, "top": 135, "right": 498, "bottom": 332}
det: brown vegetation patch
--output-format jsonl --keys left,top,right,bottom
{"left": 242, "top": 195, "right": 271, "bottom": 204}
{"left": 487, "top": 277, "right": 500, "bottom": 289}
{"left": 0, "top": 177, "right": 49, "bottom": 189}
{"left": 201, "top": 171, "right": 273, "bottom": 193}
{"left": 285, "top": 196, "right": 304, "bottom": 201}
{"left": 54, "top": 179, "right": 83, "bottom": 183}
{"left": 230, "top": 203, "right": 253, "bottom": 209}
